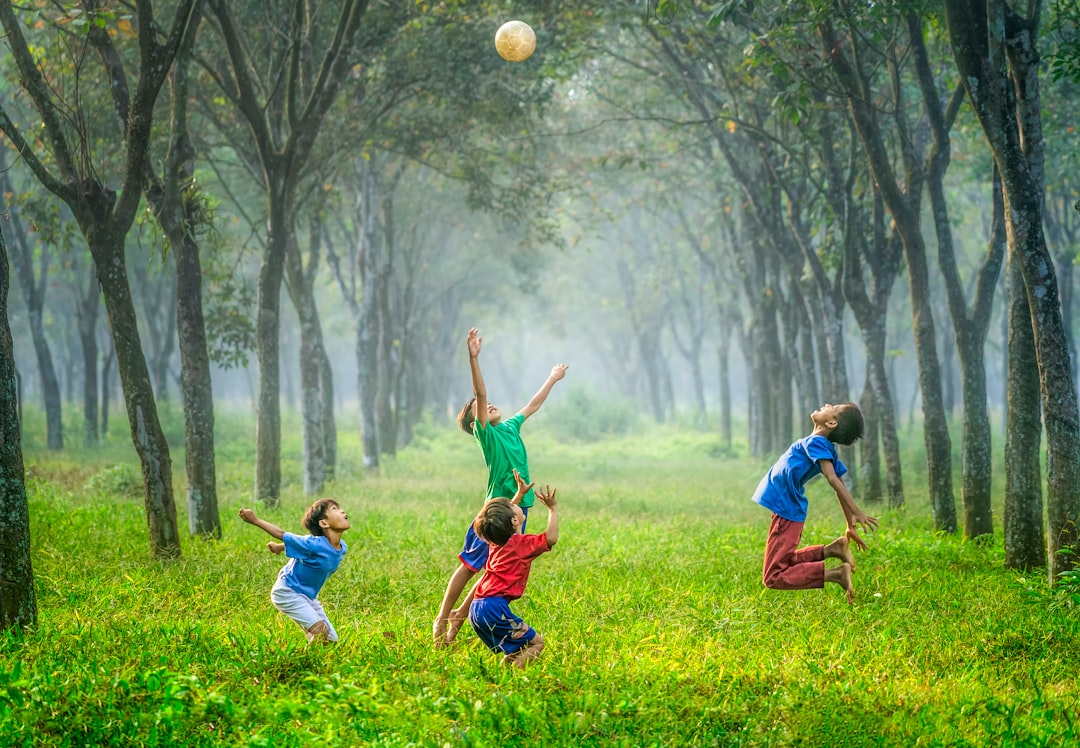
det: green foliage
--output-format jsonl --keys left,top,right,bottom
{"left": 82, "top": 462, "right": 143, "bottom": 500}
{"left": 542, "top": 388, "right": 640, "bottom": 442}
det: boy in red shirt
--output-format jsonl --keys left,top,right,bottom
{"left": 467, "top": 471, "right": 559, "bottom": 668}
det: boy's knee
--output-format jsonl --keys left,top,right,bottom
{"left": 762, "top": 568, "right": 782, "bottom": 589}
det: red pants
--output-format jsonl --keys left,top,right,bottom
{"left": 762, "top": 514, "right": 825, "bottom": 590}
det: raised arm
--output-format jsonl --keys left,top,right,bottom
{"left": 818, "top": 460, "right": 878, "bottom": 548}
{"left": 519, "top": 364, "right": 569, "bottom": 419}
{"left": 534, "top": 485, "right": 559, "bottom": 547}
{"left": 508, "top": 468, "right": 535, "bottom": 504}
{"left": 238, "top": 508, "right": 286, "bottom": 541}
{"left": 467, "top": 328, "right": 490, "bottom": 429}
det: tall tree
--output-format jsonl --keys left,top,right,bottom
{"left": 945, "top": 0, "right": 1080, "bottom": 581}
{"left": 0, "top": 0, "right": 202, "bottom": 558}
{"left": 0, "top": 220, "right": 36, "bottom": 631}
{"left": 201, "top": 0, "right": 366, "bottom": 504}
{"left": 822, "top": 14, "right": 957, "bottom": 533}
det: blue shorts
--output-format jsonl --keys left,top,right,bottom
{"left": 458, "top": 506, "right": 529, "bottom": 572}
{"left": 468, "top": 596, "right": 536, "bottom": 655}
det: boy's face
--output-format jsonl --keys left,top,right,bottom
{"left": 510, "top": 502, "right": 525, "bottom": 534}
{"left": 319, "top": 504, "right": 351, "bottom": 533}
{"left": 811, "top": 403, "right": 843, "bottom": 429}
{"left": 486, "top": 403, "right": 502, "bottom": 425}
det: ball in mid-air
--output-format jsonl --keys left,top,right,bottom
{"left": 494, "top": 20, "right": 536, "bottom": 62}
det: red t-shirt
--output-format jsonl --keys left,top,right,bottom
{"left": 474, "top": 532, "right": 551, "bottom": 601}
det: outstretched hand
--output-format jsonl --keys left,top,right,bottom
{"left": 238, "top": 508, "right": 258, "bottom": 524}
{"left": 851, "top": 510, "right": 879, "bottom": 536}
{"left": 535, "top": 484, "right": 558, "bottom": 509}
{"left": 845, "top": 526, "right": 868, "bottom": 552}
{"left": 467, "top": 327, "right": 482, "bottom": 358}
{"left": 550, "top": 364, "right": 569, "bottom": 381}
{"left": 510, "top": 468, "right": 535, "bottom": 505}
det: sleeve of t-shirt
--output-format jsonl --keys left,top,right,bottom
{"left": 807, "top": 436, "right": 847, "bottom": 478}
{"left": 282, "top": 532, "right": 320, "bottom": 560}
{"left": 521, "top": 532, "right": 551, "bottom": 559}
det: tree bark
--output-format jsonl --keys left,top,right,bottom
{"left": 0, "top": 221, "right": 36, "bottom": 631}
{"left": 1004, "top": 242, "right": 1045, "bottom": 569}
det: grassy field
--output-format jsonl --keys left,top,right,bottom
{"left": 3, "top": 405, "right": 1078, "bottom": 747}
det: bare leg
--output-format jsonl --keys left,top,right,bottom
{"left": 502, "top": 633, "right": 545, "bottom": 668}
{"left": 446, "top": 576, "right": 481, "bottom": 644}
{"left": 823, "top": 534, "right": 855, "bottom": 571}
{"left": 433, "top": 564, "right": 477, "bottom": 645}
{"left": 824, "top": 562, "right": 854, "bottom": 604}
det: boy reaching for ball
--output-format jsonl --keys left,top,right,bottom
{"left": 239, "top": 499, "right": 350, "bottom": 643}
{"left": 432, "top": 327, "right": 567, "bottom": 646}
{"left": 753, "top": 402, "right": 878, "bottom": 604}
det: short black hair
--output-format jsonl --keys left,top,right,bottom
{"left": 302, "top": 498, "right": 339, "bottom": 536}
{"left": 473, "top": 498, "right": 516, "bottom": 546}
{"left": 458, "top": 397, "right": 476, "bottom": 435}
{"left": 828, "top": 402, "right": 864, "bottom": 446}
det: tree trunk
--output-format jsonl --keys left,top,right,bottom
{"left": 77, "top": 275, "right": 100, "bottom": 447}
{"left": 100, "top": 343, "right": 115, "bottom": 438}
{"left": 254, "top": 179, "right": 289, "bottom": 503}
{"left": 285, "top": 238, "right": 328, "bottom": 495}
{"left": 717, "top": 334, "right": 732, "bottom": 451}
{"left": 0, "top": 222, "right": 36, "bottom": 631}
{"left": 858, "top": 370, "right": 883, "bottom": 503}
{"left": 90, "top": 231, "right": 182, "bottom": 558}
{"left": 1004, "top": 245, "right": 1045, "bottom": 569}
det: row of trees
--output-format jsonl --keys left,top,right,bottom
{"left": 3, "top": 0, "right": 1080, "bottom": 633}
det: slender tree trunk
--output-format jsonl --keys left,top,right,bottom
{"left": 254, "top": 179, "right": 289, "bottom": 503}
{"left": 858, "top": 370, "right": 882, "bottom": 503}
{"left": 77, "top": 277, "right": 100, "bottom": 447}
{"left": 90, "top": 231, "right": 181, "bottom": 558}
{"left": 1004, "top": 245, "right": 1045, "bottom": 569}
{"left": 0, "top": 222, "right": 36, "bottom": 631}
{"left": 285, "top": 238, "right": 328, "bottom": 495}
{"left": 717, "top": 334, "right": 732, "bottom": 450}
{"left": 100, "top": 343, "right": 115, "bottom": 438}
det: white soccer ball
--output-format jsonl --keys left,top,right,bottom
{"left": 494, "top": 20, "right": 536, "bottom": 63}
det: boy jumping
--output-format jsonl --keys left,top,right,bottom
{"left": 753, "top": 402, "right": 878, "bottom": 603}
{"left": 239, "top": 499, "right": 350, "bottom": 643}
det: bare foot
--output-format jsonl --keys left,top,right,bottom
{"left": 837, "top": 562, "right": 854, "bottom": 604}
{"left": 501, "top": 652, "right": 524, "bottom": 668}
{"left": 826, "top": 535, "right": 856, "bottom": 572}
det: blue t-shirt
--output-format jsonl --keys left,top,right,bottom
{"left": 277, "top": 532, "right": 347, "bottom": 599}
{"left": 475, "top": 412, "right": 535, "bottom": 508}
{"left": 752, "top": 435, "right": 847, "bottom": 523}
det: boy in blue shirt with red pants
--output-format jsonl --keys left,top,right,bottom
{"left": 239, "top": 499, "right": 350, "bottom": 643}
{"left": 753, "top": 402, "right": 878, "bottom": 604}
{"left": 432, "top": 327, "right": 567, "bottom": 646}
{"left": 469, "top": 471, "right": 559, "bottom": 667}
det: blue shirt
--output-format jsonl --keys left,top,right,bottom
{"left": 752, "top": 435, "right": 848, "bottom": 522}
{"left": 277, "top": 532, "right": 347, "bottom": 599}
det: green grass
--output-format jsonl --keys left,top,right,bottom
{"left": 3, "top": 406, "right": 1079, "bottom": 747}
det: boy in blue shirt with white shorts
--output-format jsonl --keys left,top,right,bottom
{"left": 239, "top": 499, "right": 350, "bottom": 643}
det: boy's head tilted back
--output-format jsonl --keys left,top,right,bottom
{"left": 828, "top": 402, "right": 864, "bottom": 445}
{"left": 474, "top": 498, "right": 517, "bottom": 546}
{"left": 302, "top": 498, "right": 340, "bottom": 536}
{"left": 458, "top": 397, "right": 477, "bottom": 435}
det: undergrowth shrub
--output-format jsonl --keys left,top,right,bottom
{"left": 83, "top": 463, "right": 143, "bottom": 499}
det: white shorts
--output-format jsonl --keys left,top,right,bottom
{"left": 270, "top": 578, "right": 339, "bottom": 642}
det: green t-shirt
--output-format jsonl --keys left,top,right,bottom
{"left": 474, "top": 412, "right": 534, "bottom": 508}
